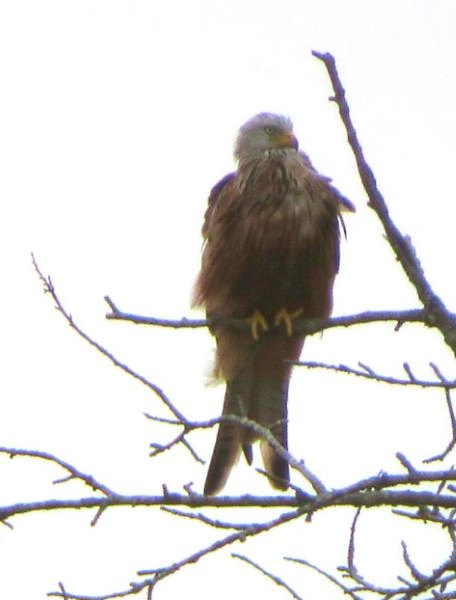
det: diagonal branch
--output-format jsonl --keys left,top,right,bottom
{"left": 31, "top": 253, "right": 184, "bottom": 422}
{"left": 285, "top": 555, "right": 363, "bottom": 600}
{"left": 48, "top": 508, "right": 303, "bottom": 600}
{"left": 312, "top": 50, "right": 456, "bottom": 356}
{"left": 232, "top": 553, "right": 304, "bottom": 600}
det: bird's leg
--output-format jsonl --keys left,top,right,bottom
{"left": 248, "top": 310, "right": 269, "bottom": 341}
{"left": 274, "top": 307, "right": 303, "bottom": 336}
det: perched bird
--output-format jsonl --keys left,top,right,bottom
{"left": 193, "top": 113, "right": 354, "bottom": 495}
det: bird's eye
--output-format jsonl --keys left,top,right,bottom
{"left": 264, "top": 126, "right": 276, "bottom": 135}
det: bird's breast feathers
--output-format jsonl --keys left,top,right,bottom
{"left": 194, "top": 151, "right": 341, "bottom": 319}
{"left": 207, "top": 152, "right": 340, "bottom": 241}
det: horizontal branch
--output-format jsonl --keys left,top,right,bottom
{"left": 105, "top": 297, "right": 428, "bottom": 336}
{"left": 3, "top": 484, "right": 456, "bottom": 522}
{"left": 2, "top": 448, "right": 454, "bottom": 521}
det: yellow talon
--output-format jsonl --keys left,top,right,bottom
{"left": 274, "top": 308, "right": 303, "bottom": 336}
{"left": 249, "top": 310, "right": 269, "bottom": 341}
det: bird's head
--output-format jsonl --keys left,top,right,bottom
{"left": 234, "top": 113, "right": 299, "bottom": 164}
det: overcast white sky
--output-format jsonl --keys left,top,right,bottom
{"left": 1, "top": 1, "right": 456, "bottom": 599}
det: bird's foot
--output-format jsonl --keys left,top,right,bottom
{"left": 274, "top": 308, "right": 303, "bottom": 336}
{"left": 249, "top": 310, "right": 269, "bottom": 341}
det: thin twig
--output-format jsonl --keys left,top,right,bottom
{"left": 160, "top": 507, "right": 251, "bottom": 530}
{"left": 285, "top": 556, "right": 363, "bottom": 600}
{"left": 0, "top": 446, "right": 116, "bottom": 496}
{"left": 347, "top": 508, "right": 361, "bottom": 572}
{"left": 425, "top": 388, "right": 456, "bottom": 463}
{"left": 296, "top": 360, "right": 456, "bottom": 388}
{"left": 232, "top": 553, "right": 304, "bottom": 600}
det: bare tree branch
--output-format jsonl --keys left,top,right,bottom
{"left": 424, "top": 388, "right": 456, "bottom": 463}
{"left": 106, "top": 295, "right": 429, "bottom": 337}
{"left": 2, "top": 469, "right": 456, "bottom": 523}
{"left": 232, "top": 553, "right": 304, "bottom": 600}
{"left": 160, "top": 506, "right": 252, "bottom": 530}
{"left": 31, "top": 254, "right": 202, "bottom": 463}
{"left": 312, "top": 50, "right": 456, "bottom": 356}
{"left": 0, "top": 447, "right": 116, "bottom": 497}
{"left": 31, "top": 253, "right": 186, "bottom": 424}
{"left": 285, "top": 555, "right": 362, "bottom": 600}
{"left": 296, "top": 360, "right": 456, "bottom": 388}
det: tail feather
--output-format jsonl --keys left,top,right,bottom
{"left": 204, "top": 336, "right": 303, "bottom": 495}
{"left": 253, "top": 377, "right": 290, "bottom": 490}
{"left": 204, "top": 376, "right": 253, "bottom": 495}
{"left": 242, "top": 443, "right": 253, "bottom": 465}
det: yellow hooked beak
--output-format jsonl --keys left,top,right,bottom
{"left": 274, "top": 131, "right": 299, "bottom": 151}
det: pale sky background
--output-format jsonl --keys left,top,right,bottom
{"left": 1, "top": 1, "right": 456, "bottom": 599}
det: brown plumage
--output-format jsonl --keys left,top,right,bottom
{"left": 193, "top": 113, "right": 354, "bottom": 495}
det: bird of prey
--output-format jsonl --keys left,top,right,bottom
{"left": 193, "top": 112, "right": 354, "bottom": 495}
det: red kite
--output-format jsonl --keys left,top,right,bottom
{"left": 193, "top": 113, "right": 354, "bottom": 495}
